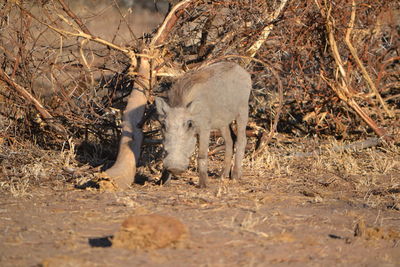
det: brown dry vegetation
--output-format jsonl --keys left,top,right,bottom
{"left": 0, "top": 0, "right": 400, "bottom": 266}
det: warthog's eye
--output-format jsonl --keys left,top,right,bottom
{"left": 187, "top": 120, "right": 193, "bottom": 129}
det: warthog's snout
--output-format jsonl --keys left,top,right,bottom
{"left": 163, "top": 157, "right": 187, "bottom": 175}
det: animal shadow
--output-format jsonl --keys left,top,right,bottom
{"left": 88, "top": 236, "right": 113, "bottom": 248}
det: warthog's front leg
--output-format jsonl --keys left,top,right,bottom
{"left": 198, "top": 129, "right": 210, "bottom": 188}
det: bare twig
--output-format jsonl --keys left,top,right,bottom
{"left": 290, "top": 137, "right": 382, "bottom": 158}
{"left": 111, "top": 0, "right": 139, "bottom": 46}
{"left": 57, "top": 0, "right": 92, "bottom": 35}
{"left": 150, "top": 0, "right": 193, "bottom": 48}
{"left": 0, "top": 68, "right": 67, "bottom": 135}
{"left": 319, "top": 0, "right": 392, "bottom": 142}
{"left": 321, "top": 72, "right": 389, "bottom": 140}
{"left": 253, "top": 66, "right": 283, "bottom": 156}
{"left": 344, "top": 0, "right": 393, "bottom": 118}
{"left": 17, "top": 5, "right": 148, "bottom": 62}
{"left": 245, "top": 0, "right": 289, "bottom": 59}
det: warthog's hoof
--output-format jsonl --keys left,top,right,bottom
{"left": 198, "top": 181, "right": 207, "bottom": 188}
{"left": 231, "top": 170, "right": 242, "bottom": 180}
{"left": 157, "top": 169, "right": 172, "bottom": 186}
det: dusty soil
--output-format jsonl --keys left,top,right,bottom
{"left": 1, "top": 142, "right": 399, "bottom": 266}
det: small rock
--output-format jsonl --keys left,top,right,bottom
{"left": 113, "top": 214, "right": 188, "bottom": 250}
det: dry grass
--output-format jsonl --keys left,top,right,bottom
{"left": 0, "top": 139, "right": 78, "bottom": 197}
{"left": 221, "top": 136, "right": 399, "bottom": 211}
{"left": 1, "top": 132, "right": 398, "bottom": 219}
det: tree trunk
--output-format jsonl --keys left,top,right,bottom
{"left": 105, "top": 59, "right": 150, "bottom": 189}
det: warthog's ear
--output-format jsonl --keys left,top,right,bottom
{"left": 155, "top": 97, "right": 169, "bottom": 116}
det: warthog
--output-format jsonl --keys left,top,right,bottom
{"left": 155, "top": 61, "right": 251, "bottom": 188}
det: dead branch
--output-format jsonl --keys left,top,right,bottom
{"left": 246, "top": 0, "right": 289, "bottom": 59}
{"left": 0, "top": 68, "right": 66, "bottom": 135}
{"left": 253, "top": 65, "right": 283, "bottom": 156}
{"left": 319, "top": 0, "right": 392, "bottom": 142}
{"left": 344, "top": 0, "right": 393, "bottom": 118}
{"left": 57, "top": 0, "right": 92, "bottom": 35}
{"left": 111, "top": 0, "right": 139, "bottom": 46}
{"left": 290, "top": 137, "right": 382, "bottom": 158}
{"left": 16, "top": 3, "right": 152, "bottom": 70}
{"left": 150, "top": 0, "right": 193, "bottom": 48}
{"left": 321, "top": 73, "right": 389, "bottom": 139}
{"left": 148, "top": 0, "right": 194, "bottom": 80}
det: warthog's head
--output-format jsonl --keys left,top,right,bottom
{"left": 155, "top": 97, "right": 197, "bottom": 175}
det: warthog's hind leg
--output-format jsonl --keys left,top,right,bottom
{"left": 220, "top": 125, "right": 233, "bottom": 178}
{"left": 198, "top": 129, "right": 210, "bottom": 188}
{"left": 157, "top": 169, "right": 173, "bottom": 186}
{"left": 232, "top": 112, "right": 248, "bottom": 179}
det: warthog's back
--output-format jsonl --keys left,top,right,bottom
{"left": 168, "top": 62, "right": 251, "bottom": 128}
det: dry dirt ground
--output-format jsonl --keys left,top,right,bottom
{"left": 1, "top": 139, "right": 399, "bottom": 266}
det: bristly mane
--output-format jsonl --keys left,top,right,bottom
{"left": 167, "top": 62, "right": 237, "bottom": 107}
{"left": 168, "top": 68, "right": 213, "bottom": 107}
